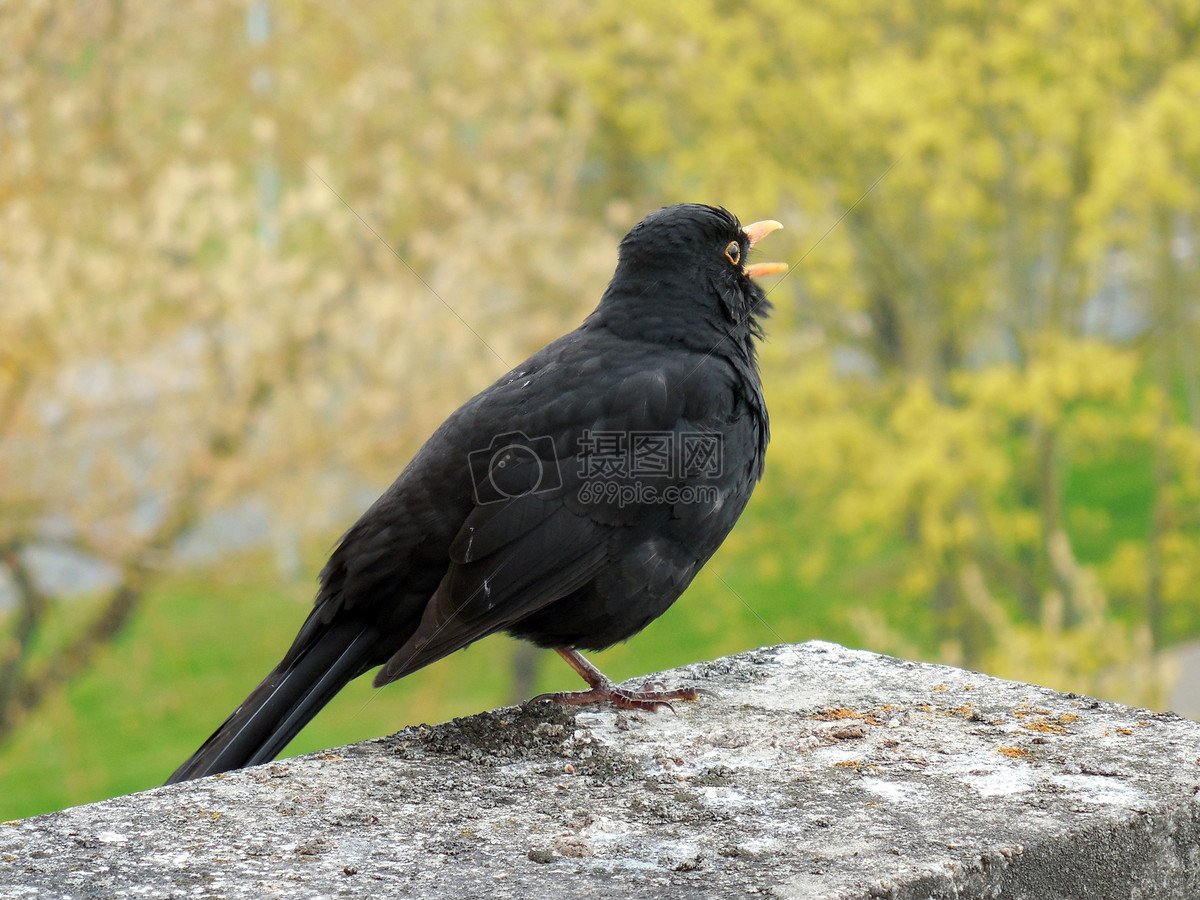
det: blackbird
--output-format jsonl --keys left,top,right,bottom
{"left": 167, "top": 203, "right": 786, "bottom": 783}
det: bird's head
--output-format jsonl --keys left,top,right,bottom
{"left": 598, "top": 204, "right": 787, "bottom": 350}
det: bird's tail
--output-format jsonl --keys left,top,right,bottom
{"left": 166, "top": 621, "right": 379, "bottom": 784}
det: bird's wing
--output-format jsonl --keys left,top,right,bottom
{"left": 366, "top": 348, "right": 735, "bottom": 685}
{"left": 373, "top": 449, "right": 608, "bottom": 684}
{"left": 372, "top": 357, "right": 709, "bottom": 684}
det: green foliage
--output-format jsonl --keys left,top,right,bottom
{"left": 750, "top": 335, "right": 1192, "bottom": 701}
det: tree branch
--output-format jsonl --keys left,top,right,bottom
{"left": 0, "top": 542, "right": 51, "bottom": 741}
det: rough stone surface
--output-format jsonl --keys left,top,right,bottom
{"left": 3, "top": 641, "right": 1200, "bottom": 899}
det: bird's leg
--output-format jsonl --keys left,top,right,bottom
{"left": 528, "top": 647, "right": 710, "bottom": 712}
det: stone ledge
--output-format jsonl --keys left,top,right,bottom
{"left": 3, "top": 641, "right": 1199, "bottom": 899}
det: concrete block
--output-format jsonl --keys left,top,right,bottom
{"left": 2, "top": 642, "right": 1198, "bottom": 898}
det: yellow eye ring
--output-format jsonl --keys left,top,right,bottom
{"left": 724, "top": 241, "right": 741, "bottom": 266}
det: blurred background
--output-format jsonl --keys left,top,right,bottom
{"left": 3, "top": 0, "right": 1199, "bottom": 819}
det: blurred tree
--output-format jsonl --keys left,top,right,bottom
{"left": 0, "top": 0, "right": 616, "bottom": 743}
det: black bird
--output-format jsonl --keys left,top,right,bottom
{"left": 167, "top": 203, "right": 786, "bottom": 783}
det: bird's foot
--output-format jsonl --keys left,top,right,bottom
{"left": 529, "top": 647, "right": 713, "bottom": 712}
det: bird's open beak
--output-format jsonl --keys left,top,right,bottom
{"left": 742, "top": 220, "right": 788, "bottom": 279}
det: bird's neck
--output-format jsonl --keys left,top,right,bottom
{"left": 590, "top": 280, "right": 764, "bottom": 364}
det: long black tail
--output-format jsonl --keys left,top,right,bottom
{"left": 166, "top": 622, "right": 379, "bottom": 784}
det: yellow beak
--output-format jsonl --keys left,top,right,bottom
{"left": 741, "top": 220, "right": 788, "bottom": 279}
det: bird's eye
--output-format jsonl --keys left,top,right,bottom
{"left": 724, "top": 241, "right": 741, "bottom": 266}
